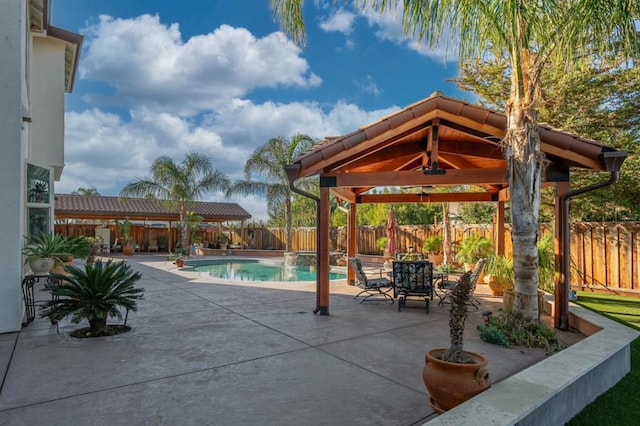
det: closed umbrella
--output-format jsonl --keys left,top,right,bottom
{"left": 386, "top": 207, "right": 398, "bottom": 257}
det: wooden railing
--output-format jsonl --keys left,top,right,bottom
{"left": 55, "top": 222, "right": 640, "bottom": 296}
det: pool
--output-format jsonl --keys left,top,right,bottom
{"left": 191, "top": 259, "right": 346, "bottom": 282}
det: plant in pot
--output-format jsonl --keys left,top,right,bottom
{"left": 219, "top": 233, "right": 229, "bottom": 250}
{"left": 117, "top": 219, "right": 134, "bottom": 255}
{"left": 376, "top": 236, "right": 388, "bottom": 255}
{"left": 456, "top": 235, "right": 493, "bottom": 272}
{"left": 40, "top": 260, "right": 144, "bottom": 337}
{"left": 484, "top": 254, "right": 514, "bottom": 296}
{"left": 22, "top": 232, "right": 71, "bottom": 276}
{"left": 422, "top": 271, "right": 491, "bottom": 413}
{"left": 422, "top": 235, "right": 444, "bottom": 266}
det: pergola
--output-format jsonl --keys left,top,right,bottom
{"left": 54, "top": 194, "right": 252, "bottom": 250}
{"left": 286, "top": 93, "right": 627, "bottom": 329}
{"left": 55, "top": 194, "right": 251, "bottom": 222}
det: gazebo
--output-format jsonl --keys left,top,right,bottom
{"left": 285, "top": 93, "right": 627, "bottom": 329}
{"left": 54, "top": 194, "right": 251, "bottom": 251}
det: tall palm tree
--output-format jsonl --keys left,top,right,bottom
{"left": 71, "top": 187, "right": 100, "bottom": 196}
{"left": 228, "top": 134, "right": 315, "bottom": 251}
{"left": 120, "top": 153, "right": 230, "bottom": 253}
{"left": 270, "top": 0, "right": 640, "bottom": 319}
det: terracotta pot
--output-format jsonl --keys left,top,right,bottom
{"left": 422, "top": 348, "right": 491, "bottom": 412}
{"left": 428, "top": 253, "right": 443, "bottom": 266}
{"left": 123, "top": 244, "right": 133, "bottom": 256}
{"left": 486, "top": 276, "right": 511, "bottom": 296}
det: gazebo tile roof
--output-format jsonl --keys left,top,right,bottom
{"left": 55, "top": 194, "right": 251, "bottom": 222}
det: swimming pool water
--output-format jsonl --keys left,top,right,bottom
{"left": 192, "top": 259, "right": 346, "bottom": 282}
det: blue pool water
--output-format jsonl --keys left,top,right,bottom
{"left": 191, "top": 259, "right": 346, "bottom": 282}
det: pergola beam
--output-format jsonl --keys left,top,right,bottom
{"left": 357, "top": 192, "right": 498, "bottom": 204}
{"left": 322, "top": 168, "right": 509, "bottom": 187}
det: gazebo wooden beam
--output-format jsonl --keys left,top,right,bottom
{"left": 331, "top": 188, "right": 357, "bottom": 203}
{"left": 358, "top": 192, "right": 498, "bottom": 204}
{"left": 323, "top": 168, "right": 509, "bottom": 187}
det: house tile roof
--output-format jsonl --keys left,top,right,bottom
{"left": 55, "top": 194, "right": 251, "bottom": 222}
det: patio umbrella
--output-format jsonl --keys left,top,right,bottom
{"left": 385, "top": 207, "right": 398, "bottom": 256}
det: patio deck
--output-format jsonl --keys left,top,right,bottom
{"left": 0, "top": 255, "right": 584, "bottom": 425}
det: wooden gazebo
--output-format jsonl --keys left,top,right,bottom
{"left": 286, "top": 93, "right": 627, "bottom": 329}
{"left": 54, "top": 194, "right": 252, "bottom": 251}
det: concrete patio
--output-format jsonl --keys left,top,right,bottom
{"left": 0, "top": 255, "right": 586, "bottom": 425}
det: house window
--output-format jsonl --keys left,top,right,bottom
{"left": 26, "top": 163, "right": 52, "bottom": 238}
{"left": 27, "top": 163, "right": 50, "bottom": 203}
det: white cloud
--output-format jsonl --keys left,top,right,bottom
{"left": 60, "top": 100, "right": 397, "bottom": 221}
{"left": 80, "top": 15, "right": 321, "bottom": 115}
{"left": 360, "top": 8, "right": 459, "bottom": 62}
{"left": 319, "top": 9, "right": 356, "bottom": 35}
{"left": 355, "top": 75, "right": 381, "bottom": 96}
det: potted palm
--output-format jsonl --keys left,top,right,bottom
{"left": 117, "top": 219, "right": 134, "bottom": 255}
{"left": 456, "top": 235, "right": 492, "bottom": 273}
{"left": 484, "top": 254, "right": 514, "bottom": 296}
{"left": 422, "top": 235, "right": 444, "bottom": 265}
{"left": 40, "top": 260, "right": 144, "bottom": 337}
{"left": 21, "top": 232, "right": 71, "bottom": 275}
{"left": 422, "top": 271, "right": 491, "bottom": 412}
{"left": 219, "top": 233, "right": 229, "bottom": 250}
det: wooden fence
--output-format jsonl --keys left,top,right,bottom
{"left": 55, "top": 222, "right": 640, "bottom": 296}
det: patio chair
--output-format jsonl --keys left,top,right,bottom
{"left": 348, "top": 257, "right": 394, "bottom": 304}
{"left": 436, "top": 258, "right": 486, "bottom": 309}
{"left": 111, "top": 238, "right": 122, "bottom": 252}
{"left": 148, "top": 240, "right": 159, "bottom": 252}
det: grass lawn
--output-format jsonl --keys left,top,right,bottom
{"left": 567, "top": 292, "right": 640, "bottom": 425}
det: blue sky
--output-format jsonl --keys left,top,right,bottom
{"left": 52, "top": 0, "right": 470, "bottom": 220}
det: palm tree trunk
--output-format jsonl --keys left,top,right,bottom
{"left": 285, "top": 197, "right": 292, "bottom": 251}
{"left": 506, "top": 49, "right": 543, "bottom": 321}
{"left": 442, "top": 202, "right": 452, "bottom": 264}
{"left": 89, "top": 317, "right": 107, "bottom": 336}
{"left": 180, "top": 204, "right": 189, "bottom": 254}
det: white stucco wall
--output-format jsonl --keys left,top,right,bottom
{"left": 31, "top": 36, "right": 66, "bottom": 180}
{"left": 0, "top": 0, "right": 28, "bottom": 333}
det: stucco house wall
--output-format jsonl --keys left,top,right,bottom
{"left": 0, "top": 0, "right": 81, "bottom": 333}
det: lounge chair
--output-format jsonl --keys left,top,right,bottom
{"left": 348, "top": 258, "right": 394, "bottom": 304}
{"left": 148, "top": 240, "right": 159, "bottom": 252}
{"left": 436, "top": 258, "right": 486, "bottom": 309}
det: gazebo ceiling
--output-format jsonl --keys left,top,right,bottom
{"left": 289, "top": 93, "right": 625, "bottom": 202}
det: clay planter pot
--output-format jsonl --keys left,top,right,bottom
{"left": 123, "top": 244, "right": 134, "bottom": 256}
{"left": 485, "top": 275, "right": 511, "bottom": 296}
{"left": 422, "top": 348, "right": 491, "bottom": 413}
{"left": 428, "top": 253, "right": 444, "bottom": 266}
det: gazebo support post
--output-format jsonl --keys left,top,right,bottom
{"left": 318, "top": 187, "right": 331, "bottom": 315}
{"left": 347, "top": 202, "right": 357, "bottom": 285}
{"left": 555, "top": 181, "right": 569, "bottom": 329}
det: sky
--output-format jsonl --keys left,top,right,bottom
{"left": 51, "top": 0, "right": 471, "bottom": 221}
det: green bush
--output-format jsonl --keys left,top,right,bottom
{"left": 477, "top": 311, "right": 562, "bottom": 355}
{"left": 41, "top": 260, "right": 144, "bottom": 337}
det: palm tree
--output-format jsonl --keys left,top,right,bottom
{"left": 270, "top": 0, "right": 640, "bottom": 319}
{"left": 228, "top": 134, "right": 315, "bottom": 251}
{"left": 71, "top": 187, "right": 100, "bottom": 196}
{"left": 120, "top": 153, "right": 230, "bottom": 253}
